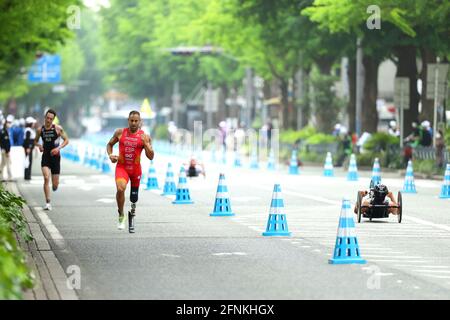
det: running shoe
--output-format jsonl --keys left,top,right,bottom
{"left": 43, "top": 203, "right": 52, "bottom": 211}
{"left": 118, "top": 215, "right": 126, "bottom": 230}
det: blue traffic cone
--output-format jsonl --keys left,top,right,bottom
{"left": 249, "top": 149, "right": 259, "bottom": 169}
{"left": 96, "top": 152, "right": 103, "bottom": 171}
{"left": 66, "top": 145, "right": 72, "bottom": 161}
{"left": 329, "top": 198, "right": 366, "bottom": 265}
{"left": 83, "top": 148, "right": 90, "bottom": 167}
{"left": 234, "top": 151, "right": 242, "bottom": 167}
{"left": 371, "top": 158, "right": 381, "bottom": 186}
{"left": 89, "top": 149, "right": 97, "bottom": 168}
{"left": 145, "top": 161, "right": 159, "bottom": 190}
{"left": 402, "top": 160, "right": 417, "bottom": 193}
{"left": 267, "top": 149, "right": 275, "bottom": 171}
{"left": 172, "top": 167, "right": 194, "bottom": 204}
{"left": 289, "top": 150, "right": 299, "bottom": 175}
{"left": 347, "top": 154, "right": 359, "bottom": 181}
{"left": 221, "top": 147, "right": 227, "bottom": 164}
{"left": 210, "top": 174, "right": 235, "bottom": 217}
{"left": 323, "top": 152, "right": 334, "bottom": 177}
{"left": 161, "top": 163, "right": 177, "bottom": 196}
{"left": 74, "top": 147, "right": 80, "bottom": 162}
{"left": 102, "top": 155, "right": 111, "bottom": 174}
{"left": 262, "top": 184, "right": 291, "bottom": 236}
{"left": 439, "top": 163, "right": 450, "bottom": 199}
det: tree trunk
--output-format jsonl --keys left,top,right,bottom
{"left": 287, "top": 76, "right": 297, "bottom": 129}
{"left": 316, "top": 56, "right": 333, "bottom": 76}
{"left": 301, "top": 67, "right": 312, "bottom": 128}
{"left": 217, "top": 84, "right": 227, "bottom": 124}
{"left": 361, "top": 55, "right": 379, "bottom": 133}
{"left": 419, "top": 47, "right": 436, "bottom": 122}
{"left": 395, "top": 45, "right": 420, "bottom": 137}
{"left": 347, "top": 58, "right": 356, "bottom": 133}
{"left": 280, "top": 78, "right": 289, "bottom": 130}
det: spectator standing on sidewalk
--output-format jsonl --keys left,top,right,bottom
{"left": 0, "top": 116, "right": 13, "bottom": 181}
{"left": 23, "top": 117, "right": 37, "bottom": 180}
{"left": 435, "top": 129, "right": 445, "bottom": 170}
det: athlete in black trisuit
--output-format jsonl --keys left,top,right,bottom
{"left": 34, "top": 109, "right": 69, "bottom": 211}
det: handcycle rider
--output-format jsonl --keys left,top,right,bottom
{"left": 354, "top": 183, "right": 399, "bottom": 215}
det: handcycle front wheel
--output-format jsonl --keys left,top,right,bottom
{"left": 397, "top": 191, "right": 402, "bottom": 223}
{"left": 357, "top": 191, "right": 362, "bottom": 223}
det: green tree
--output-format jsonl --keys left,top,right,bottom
{"left": 303, "top": 0, "right": 450, "bottom": 134}
{"left": 0, "top": 0, "right": 79, "bottom": 108}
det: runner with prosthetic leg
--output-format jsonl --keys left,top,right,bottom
{"left": 106, "top": 111, "right": 154, "bottom": 233}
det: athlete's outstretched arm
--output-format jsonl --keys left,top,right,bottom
{"left": 59, "top": 125, "right": 69, "bottom": 148}
{"left": 141, "top": 134, "right": 154, "bottom": 160}
{"left": 107, "top": 129, "right": 122, "bottom": 163}
{"left": 34, "top": 127, "right": 43, "bottom": 152}
{"left": 51, "top": 125, "right": 69, "bottom": 156}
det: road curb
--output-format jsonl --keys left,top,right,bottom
{"left": 6, "top": 181, "right": 79, "bottom": 300}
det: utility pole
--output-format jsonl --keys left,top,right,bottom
{"left": 427, "top": 59, "right": 449, "bottom": 147}
{"left": 295, "top": 69, "right": 304, "bottom": 130}
{"left": 245, "top": 67, "right": 254, "bottom": 128}
{"left": 205, "top": 81, "right": 213, "bottom": 129}
{"left": 355, "top": 38, "right": 364, "bottom": 137}
{"left": 172, "top": 80, "right": 181, "bottom": 125}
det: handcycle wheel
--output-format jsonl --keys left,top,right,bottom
{"left": 397, "top": 191, "right": 402, "bottom": 223}
{"left": 357, "top": 192, "right": 362, "bottom": 223}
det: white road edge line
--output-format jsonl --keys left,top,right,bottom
{"left": 34, "top": 207, "right": 64, "bottom": 241}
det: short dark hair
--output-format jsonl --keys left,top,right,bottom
{"left": 129, "top": 110, "right": 140, "bottom": 118}
{"left": 45, "top": 109, "right": 57, "bottom": 118}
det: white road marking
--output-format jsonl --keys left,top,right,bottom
{"left": 232, "top": 197, "right": 262, "bottom": 202}
{"left": 161, "top": 254, "right": 181, "bottom": 258}
{"left": 395, "top": 265, "right": 450, "bottom": 268}
{"left": 376, "top": 273, "right": 395, "bottom": 276}
{"left": 255, "top": 184, "right": 450, "bottom": 234}
{"left": 369, "top": 260, "right": 431, "bottom": 263}
{"left": 34, "top": 207, "right": 64, "bottom": 241}
{"left": 406, "top": 216, "right": 450, "bottom": 232}
{"left": 412, "top": 270, "right": 450, "bottom": 274}
{"left": 420, "top": 275, "right": 450, "bottom": 279}
{"left": 78, "top": 186, "right": 94, "bottom": 191}
{"left": 212, "top": 252, "right": 247, "bottom": 256}
{"left": 363, "top": 255, "right": 423, "bottom": 259}
{"left": 96, "top": 198, "right": 115, "bottom": 203}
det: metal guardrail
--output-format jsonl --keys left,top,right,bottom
{"left": 413, "top": 146, "right": 450, "bottom": 162}
{"left": 304, "top": 143, "right": 339, "bottom": 154}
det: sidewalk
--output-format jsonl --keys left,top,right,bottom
{"left": 5, "top": 181, "right": 78, "bottom": 300}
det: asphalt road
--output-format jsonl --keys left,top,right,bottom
{"left": 17, "top": 143, "right": 450, "bottom": 300}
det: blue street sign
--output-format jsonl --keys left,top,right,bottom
{"left": 28, "top": 54, "right": 61, "bottom": 83}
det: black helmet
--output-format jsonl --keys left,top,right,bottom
{"left": 374, "top": 184, "right": 388, "bottom": 200}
